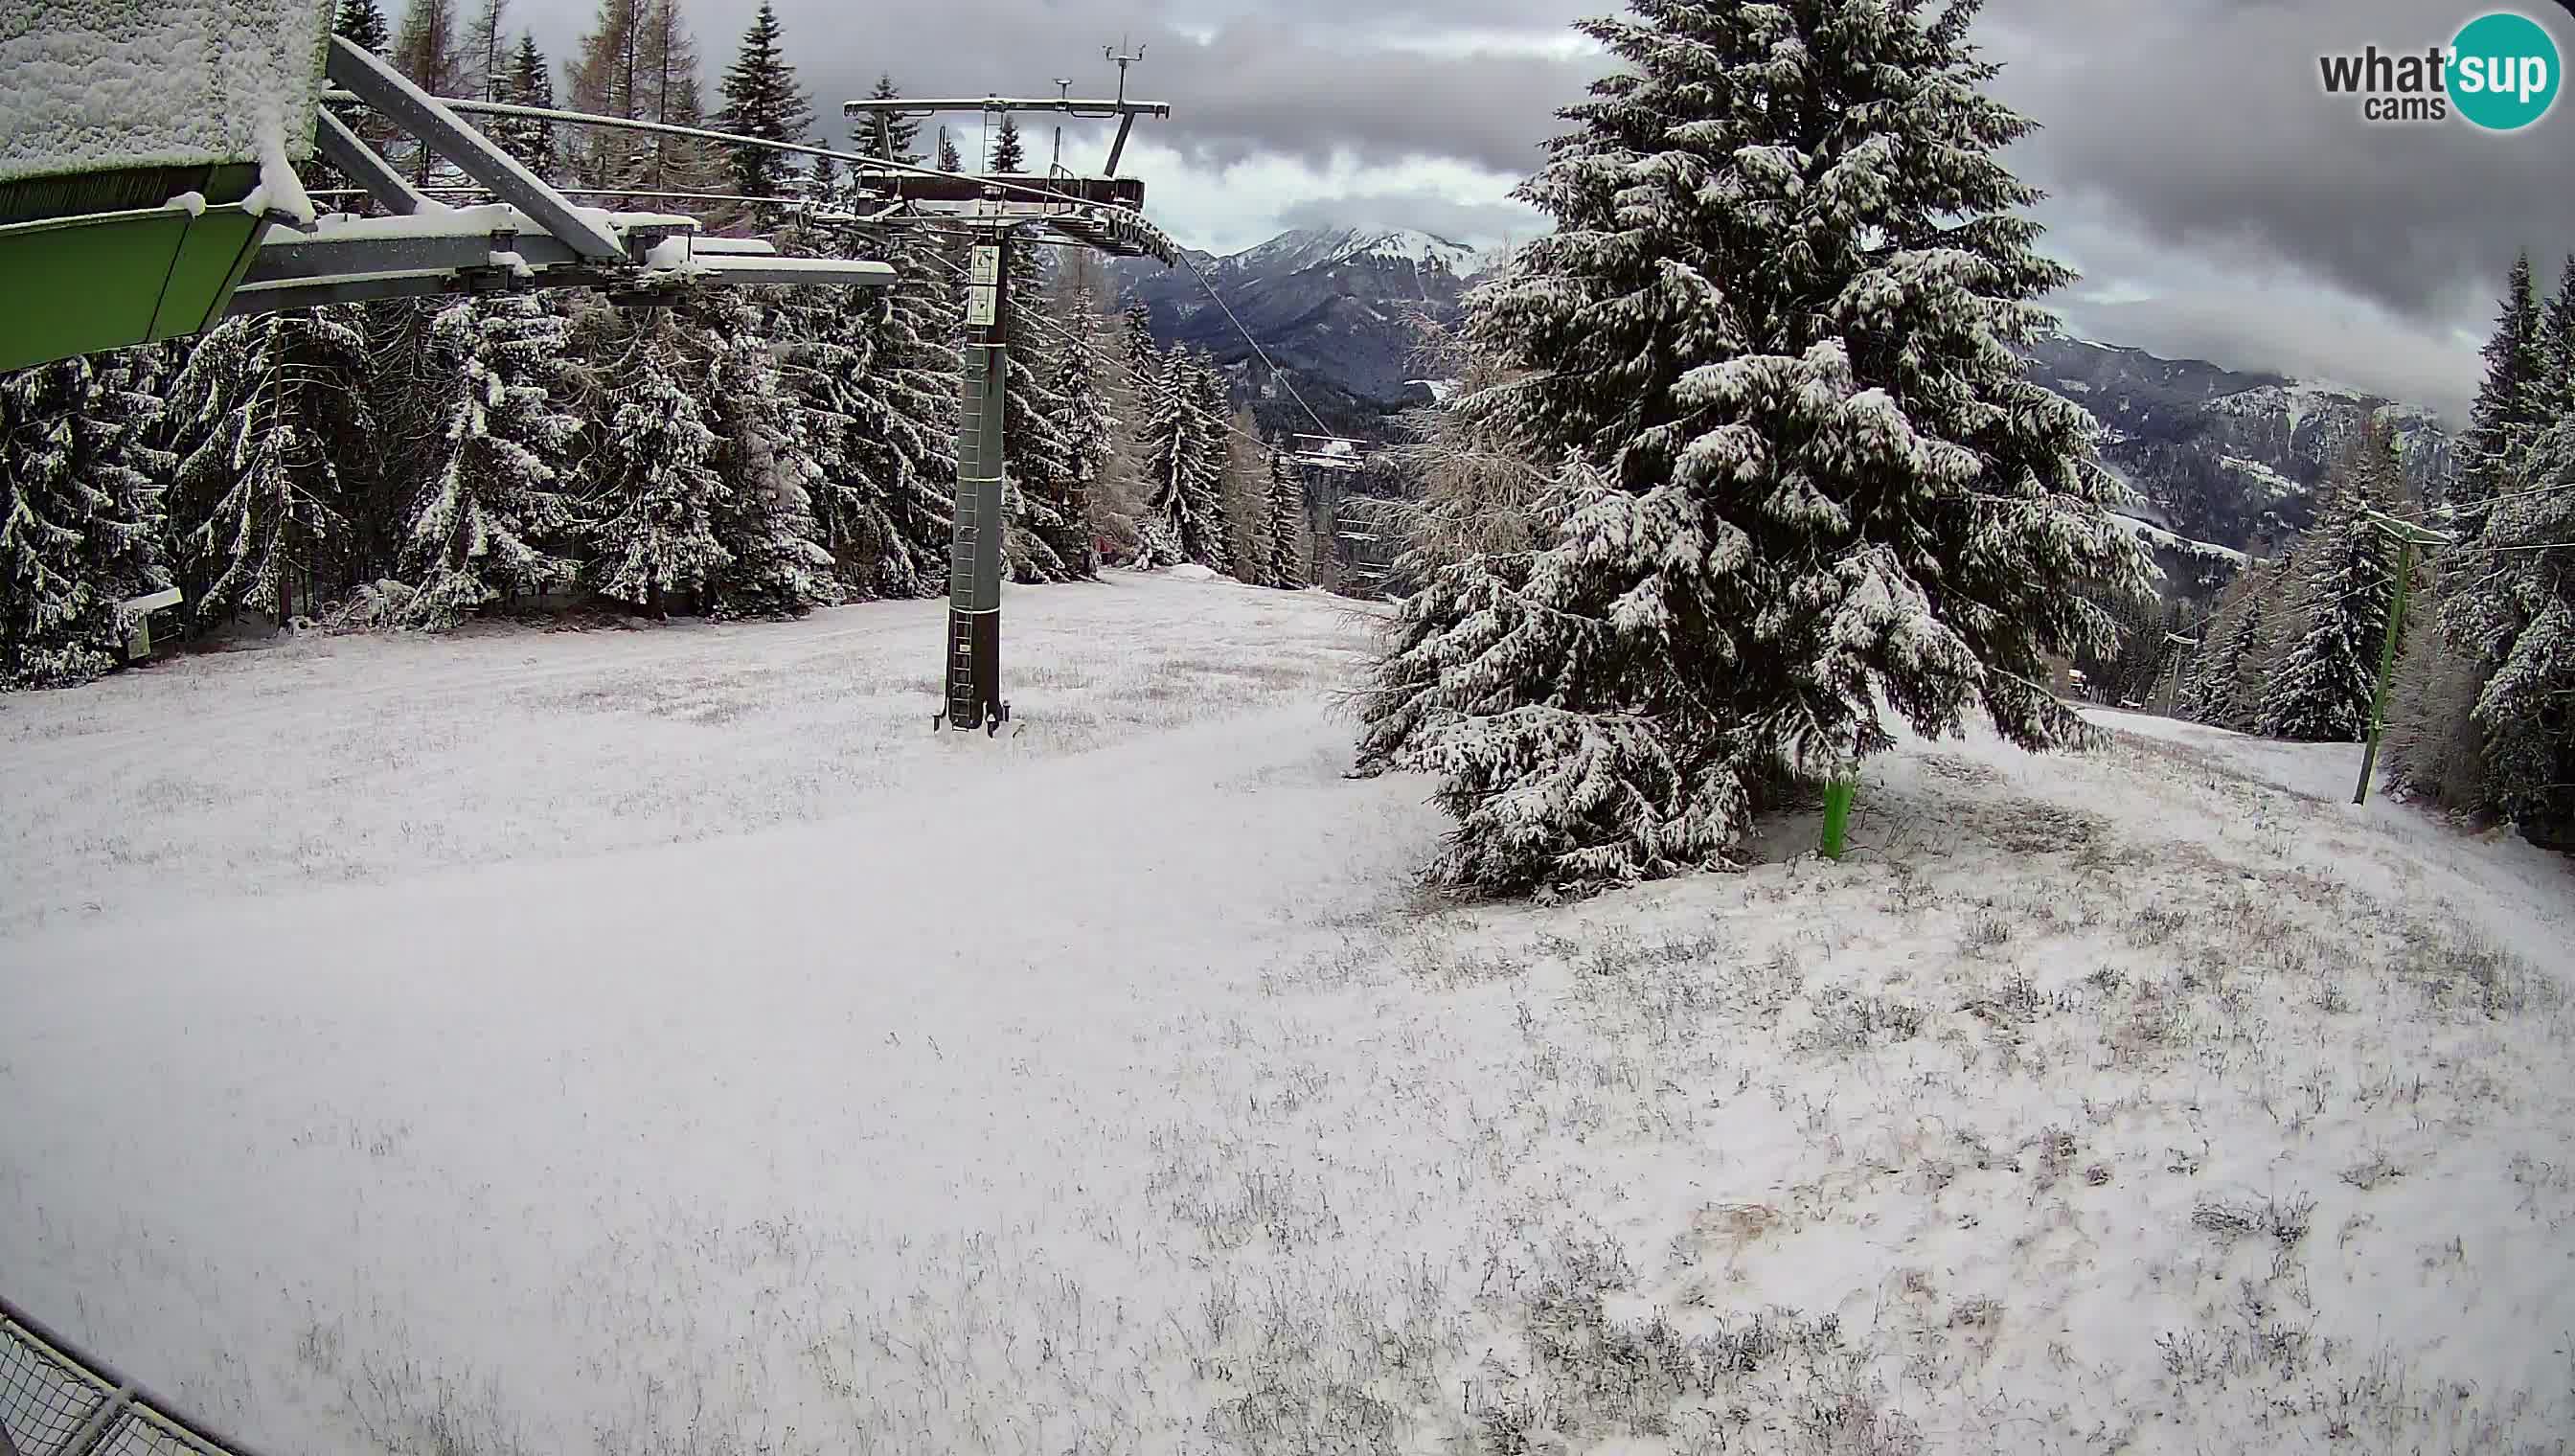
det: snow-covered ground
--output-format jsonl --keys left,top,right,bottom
{"left": 3, "top": 575, "right": 2570, "bottom": 1455}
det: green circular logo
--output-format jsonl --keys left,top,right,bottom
{"left": 2450, "top": 11, "right": 2562, "bottom": 130}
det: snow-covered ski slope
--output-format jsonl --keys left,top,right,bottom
{"left": 3, "top": 574, "right": 2570, "bottom": 1455}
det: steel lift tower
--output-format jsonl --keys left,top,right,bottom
{"left": 845, "top": 57, "right": 1176, "bottom": 736}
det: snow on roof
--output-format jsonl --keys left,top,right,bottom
{"left": 0, "top": 0, "right": 330, "bottom": 185}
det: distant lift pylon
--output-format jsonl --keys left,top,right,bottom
{"left": 843, "top": 62, "right": 1176, "bottom": 737}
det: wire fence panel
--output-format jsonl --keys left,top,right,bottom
{"left": 0, "top": 1316, "right": 113, "bottom": 1456}
{"left": 0, "top": 1299, "right": 265, "bottom": 1456}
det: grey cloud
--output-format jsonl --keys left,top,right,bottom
{"left": 1273, "top": 190, "right": 1549, "bottom": 244}
{"left": 1981, "top": 0, "right": 2574, "bottom": 329}
{"left": 491, "top": 0, "right": 2562, "bottom": 406}
{"left": 607, "top": 0, "right": 1603, "bottom": 174}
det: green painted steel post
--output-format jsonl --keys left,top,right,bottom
{"left": 1820, "top": 767, "right": 1856, "bottom": 860}
{"left": 2354, "top": 533, "right": 2413, "bottom": 807}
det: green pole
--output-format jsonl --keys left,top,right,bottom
{"left": 1820, "top": 766, "right": 1856, "bottom": 860}
{"left": 2354, "top": 533, "right": 2413, "bottom": 807}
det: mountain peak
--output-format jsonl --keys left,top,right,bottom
{"left": 1226, "top": 226, "right": 1480, "bottom": 276}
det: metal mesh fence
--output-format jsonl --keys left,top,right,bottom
{"left": 0, "top": 1315, "right": 112, "bottom": 1456}
{"left": 0, "top": 1300, "right": 259, "bottom": 1456}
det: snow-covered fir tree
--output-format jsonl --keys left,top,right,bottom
{"left": 848, "top": 223, "right": 959, "bottom": 595}
{"left": 1182, "top": 354, "right": 1235, "bottom": 568}
{"left": 2257, "top": 427, "right": 2404, "bottom": 741}
{"left": 684, "top": 289, "right": 836, "bottom": 618}
{"left": 2454, "top": 253, "right": 2548, "bottom": 536}
{"left": 165, "top": 309, "right": 375, "bottom": 626}
{"left": 0, "top": 353, "right": 171, "bottom": 689}
{"left": 576, "top": 311, "right": 727, "bottom": 615}
{"left": 2460, "top": 391, "right": 2575, "bottom": 835}
{"left": 398, "top": 295, "right": 581, "bottom": 628}
{"left": 936, "top": 128, "right": 963, "bottom": 172}
{"left": 764, "top": 215, "right": 916, "bottom": 600}
{"left": 1353, "top": 0, "right": 2150, "bottom": 895}
{"left": 988, "top": 114, "right": 1026, "bottom": 174}
{"left": 490, "top": 33, "right": 560, "bottom": 175}
{"left": 1221, "top": 405, "right": 1272, "bottom": 584}
{"left": 2179, "top": 562, "right": 2268, "bottom": 726}
{"left": 2401, "top": 257, "right": 2575, "bottom": 831}
{"left": 717, "top": 0, "right": 811, "bottom": 209}
{"left": 1133, "top": 349, "right": 1231, "bottom": 570}
{"left": 334, "top": 0, "right": 389, "bottom": 51}
{"left": 861, "top": 75, "right": 923, "bottom": 165}
{"left": 1048, "top": 276, "right": 1117, "bottom": 577}
{"left": 1265, "top": 449, "right": 1308, "bottom": 589}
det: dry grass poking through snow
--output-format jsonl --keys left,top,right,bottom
{"left": 3, "top": 580, "right": 2570, "bottom": 1455}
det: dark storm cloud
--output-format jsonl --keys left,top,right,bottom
{"left": 1978, "top": 0, "right": 2575, "bottom": 328}
{"left": 494, "top": 0, "right": 2561, "bottom": 400}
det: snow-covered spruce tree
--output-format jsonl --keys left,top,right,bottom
{"left": 2178, "top": 562, "right": 2266, "bottom": 724}
{"left": 765, "top": 222, "right": 913, "bottom": 600}
{"left": 2258, "top": 427, "right": 2405, "bottom": 741}
{"left": 861, "top": 75, "right": 924, "bottom": 165}
{"left": 1265, "top": 448, "right": 1309, "bottom": 588}
{"left": 397, "top": 295, "right": 581, "bottom": 628}
{"left": 1047, "top": 275, "right": 1117, "bottom": 578}
{"left": 2453, "top": 254, "right": 2547, "bottom": 538}
{"left": 491, "top": 32, "right": 560, "bottom": 175}
{"left": 683, "top": 288, "right": 836, "bottom": 618}
{"left": 936, "top": 128, "right": 963, "bottom": 172}
{"left": 575, "top": 310, "right": 727, "bottom": 615}
{"left": 165, "top": 310, "right": 375, "bottom": 626}
{"left": 2541, "top": 254, "right": 2575, "bottom": 420}
{"left": 1133, "top": 349, "right": 1231, "bottom": 571}
{"left": 717, "top": 0, "right": 811, "bottom": 213}
{"left": 1181, "top": 353, "right": 1235, "bottom": 571}
{"left": 0, "top": 354, "right": 172, "bottom": 690}
{"left": 849, "top": 222, "right": 958, "bottom": 595}
{"left": 1354, "top": 0, "right": 2150, "bottom": 895}
{"left": 2462, "top": 410, "right": 2575, "bottom": 835}
{"left": 988, "top": 114, "right": 1026, "bottom": 174}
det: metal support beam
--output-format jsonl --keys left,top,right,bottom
{"left": 323, "top": 36, "right": 625, "bottom": 260}
{"left": 314, "top": 110, "right": 442, "bottom": 217}
{"left": 1105, "top": 112, "right": 1139, "bottom": 174}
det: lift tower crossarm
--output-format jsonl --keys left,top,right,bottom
{"left": 841, "top": 96, "right": 1172, "bottom": 119}
{"left": 841, "top": 91, "right": 1171, "bottom": 177}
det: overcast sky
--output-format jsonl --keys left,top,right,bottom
{"left": 507, "top": 0, "right": 2573, "bottom": 421}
